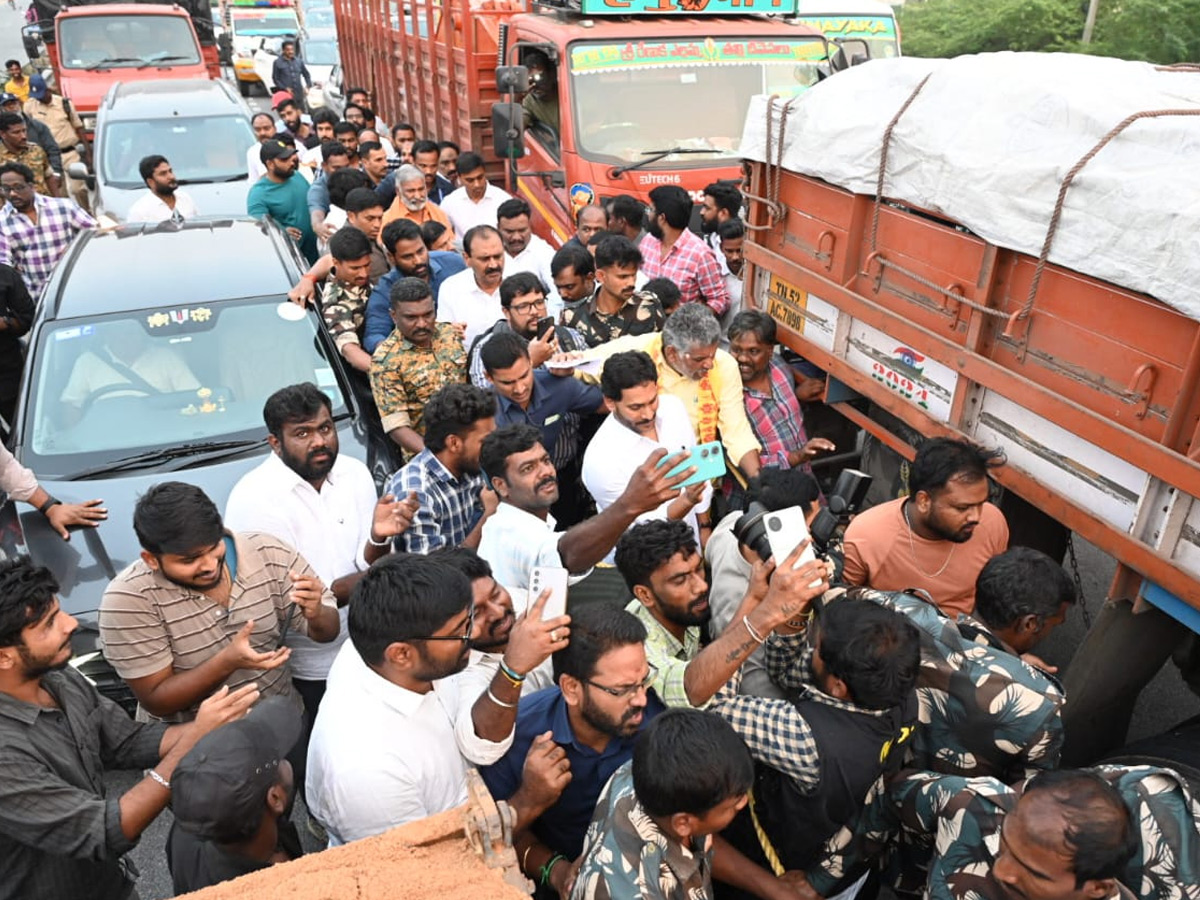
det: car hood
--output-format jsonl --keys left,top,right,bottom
{"left": 98, "top": 179, "right": 253, "bottom": 223}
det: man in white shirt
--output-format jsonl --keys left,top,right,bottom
{"left": 125, "top": 155, "right": 198, "bottom": 224}
{"left": 439, "top": 151, "right": 513, "bottom": 241}
{"left": 476, "top": 422, "right": 694, "bottom": 597}
{"left": 496, "top": 196, "right": 560, "bottom": 317}
{"left": 224, "top": 383, "right": 418, "bottom": 795}
{"left": 582, "top": 350, "right": 710, "bottom": 563}
{"left": 437, "top": 224, "right": 506, "bottom": 348}
{"left": 717, "top": 217, "right": 745, "bottom": 321}
{"left": 306, "top": 554, "right": 549, "bottom": 844}
{"left": 246, "top": 112, "right": 277, "bottom": 184}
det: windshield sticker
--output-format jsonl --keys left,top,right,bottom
{"left": 147, "top": 307, "right": 212, "bottom": 329}
{"left": 54, "top": 325, "right": 94, "bottom": 341}
{"left": 277, "top": 301, "right": 307, "bottom": 322}
{"left": 579, "top": 0, "right": 799, "bottom": 15}
{"left": 570, "top": 39, "right": 826, "bottom": 74}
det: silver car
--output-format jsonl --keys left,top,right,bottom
{"left": 70, "top": 79, "right": 257, "bottom": 222}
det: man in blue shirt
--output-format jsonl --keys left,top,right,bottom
{"left": 364, "top": 218, "right": 467, "bottom": 354}
{"left": 247, "top": 140, "right": 318, "bottom": 263}
{"left": 479, "top": 605, "right": 665, "bottom": 897}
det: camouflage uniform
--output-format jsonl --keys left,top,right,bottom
{"left": 851, "top": 586, "right": 1065, "bottom": 781}
{"left": 562, "top": 289, "right": 665, "bottom": 348}
{"left": 571, "top": 761, "right": 713, "bottom": 900}
{"left": 321, "top": 279, "right": 372, "bottom": 357}
{"left": 0, "top": 141, "right": 53, "bottom": 195}
{"left": 812, "top": 766, "right": 1200, "bottom": 900}
{"left": 368, "top": 321, "right": 466, "bottom": 455}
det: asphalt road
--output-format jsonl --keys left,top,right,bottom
{"left": 4, "top": 14, "right": 1199, "bottom": 897}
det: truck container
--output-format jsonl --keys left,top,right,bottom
{"left": 30, "top": 0, "right": 219, "bottom": 137}
{"left": 740, "top": 52, "right": 1200, "bottom": 762}
{"left": 332, "top": 0, "right": 836, "bottom": 245}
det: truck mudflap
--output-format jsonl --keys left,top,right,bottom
{"left": 743, "top": 136, "right": 1200, "bottom": 616}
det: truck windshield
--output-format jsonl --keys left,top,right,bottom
{"left": 58, "top": 15, "right": 200, "bottom": 69}
{"left": 794, "top": 14, "right": 899, "bottom": 58}
{"left": 569, "top": 38, "right": 825, "bottom": 166}
{"left": 100, "top": 115, "right": 255, "bottom": 188}
{"left": 232, "top": 10, "right": 300, "bottom": 36}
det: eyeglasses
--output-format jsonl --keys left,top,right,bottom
{"left": 0, "top": 182, "right": 31, "bottom": 194}
{"left": 411, "top": 605, "right": 475, "bottom": 643}
{"left": 584, "top": 664, "right": 658, "bottom": 699}
{"left": 509, "top": 297, "right": 547, "bottom": 316}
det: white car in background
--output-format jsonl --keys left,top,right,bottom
{"left": 252, "top": 27, "right": 338, "bottom": 107}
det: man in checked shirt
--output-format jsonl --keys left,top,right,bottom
{"left": 0, "top": 160, "right": 93, "bottom": 296}
{"left": 710, "top": 594, "right": 921, "bottom": 900}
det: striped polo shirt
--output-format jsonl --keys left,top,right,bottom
{"left": 98, "top": 531, "right": 334, "bottom": 723}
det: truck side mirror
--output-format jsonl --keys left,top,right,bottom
{"left": 495, "top": 65, "right": 529, "bottom": 96}
{"left": 492, "top": 101, "right": 525, "bottom": 159}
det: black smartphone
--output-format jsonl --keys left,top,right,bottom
{"left": 277, "top": 601, "right": 297, "bottom": 649}
{"left": 536, "top": 316, "right": 555, "bottom": 339}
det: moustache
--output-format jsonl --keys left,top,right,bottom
{"left": 484, "top": 267, "right": 503, "bottom": 277}
{"left": 535, "top": 476, "right": 557, "bottom": 491}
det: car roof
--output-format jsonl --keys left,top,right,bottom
{"left": 44, "top": 218, "right": 304, "bottom": 320}
{"left": 103, "top": 79, "right": 244, "bottom": 120}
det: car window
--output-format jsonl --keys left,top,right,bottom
{"left": 100, "top": 114, "right": 255, "bottom": 188}
{"left": 25, "top": 299, "right": 349, "bottom": 474}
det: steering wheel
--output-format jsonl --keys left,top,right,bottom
{"left": 78, "top": 382, "right": 153, "bottom": 415}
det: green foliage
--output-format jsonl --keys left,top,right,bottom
{"left": 896, "top": 0, "right": 1200, "bottom": 65}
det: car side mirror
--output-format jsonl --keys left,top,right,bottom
{"left": 492, "top": 101, "right": 525, "bottom": 159}
{"left": 67, "top": 160, "right": 94, "bottom": 189}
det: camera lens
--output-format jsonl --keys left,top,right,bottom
{"left": 767, "top": 516, "right": 781, "bottom": 532}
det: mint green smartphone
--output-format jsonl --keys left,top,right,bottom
{"left": 660, "top": 441, "right": 726, "bottom": 488}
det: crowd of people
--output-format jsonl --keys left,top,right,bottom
{"left": 0, "top": 80, "right": 1198, "bottom": 900}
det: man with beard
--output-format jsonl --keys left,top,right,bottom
{"left": 127, "top": 154, "right": 198, "bottom": 223}
{"left": 437, "top": 547, "right": 559, "bottom": 695}
{"left": 582, "top": 350, "right": 710, "bottom": 563}
{"left": 247, "top": 112, "right": 278, "bottom": 182}
{"left": 496, "top": 197, "right": 558, "bottom": 313}
{"left": 718, "top": 216, "right": 745, "bottom": 312}
{"left": 842, "top": 437, "right": 1009, "bottom": 616}
{"left": 439, "top": 151, "right": 513, "bottom": 241}
{"left": 362, "top": 217, "right": 466, "bottom": 353}
{"left": 700, "top": 180, "right": 742, "bottom": 255}
{"left": 561, "top": 235, "right": 663, "bottom": 348}
{"left": 0, "top": 557, "right": 260, "bottom": 900}
{"left": 389, "top": 383, "right": 498, "bottom": 553}
{"left": 437, "top": 223, "right": 507, "bottom": 348}
{"left": 306, "top": 554, "right": 516, "bottom": 844}
{"left": 381, "top": 163, "right": 451, "bottom": 229}
{"left": 272, "top": 39, "right": 311, "bottom": 112}
{"left": 371, "top": 277, "right": 468, "bottom": 457}
{"left": 224, "top": 383, "right": 416, "bottom": 796}
{"left": 640, "top": 185, "right": 729, "bottom": 316}
{"left": 480, "top": 605, "right": 665, "bottom": 897}
{"left": 98, "top": 481, "right": 341, "bottom": 728}
{"left": 413, "top": 139, "right": 453, "bottom": 204}
{"left": 477, "top": 423, "right": 692, "bottom": 594}
{"left": 248, "top": 139, "right": 318, "bottom": 262}
{"left": 274, "top": 97, "right": 318, "bottom": 150}
{"left": 615, "top": 518, "right": 827, "bottom": 709}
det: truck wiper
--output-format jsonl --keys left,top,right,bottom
{"left": 85, "top": 57, "right": 141, "bottom": 70}
{"left": 611, "top": 147, "right": 719, "bottom": 178}
{"left": 137, "top": 55, "right": 195, "bottom": 69}
{"left": 63, "top": 439, "right": 268, "bottom": 480}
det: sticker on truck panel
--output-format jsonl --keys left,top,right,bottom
{"left": 846, "top": 323, "right": 958, "bottom": 421}
{"left": 766, "top": 273, "right": 809, "bottom": 336}
{"left": 569, "top": 183, "right": 595, "bottom": 210}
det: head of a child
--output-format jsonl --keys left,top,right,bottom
{"left": 632, "top": 708, "right": 754, "bottom": 842}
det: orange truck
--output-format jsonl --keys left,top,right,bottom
{"left": 741, "top": 52, "right": 1200, "bottom": 762}
{"left": 332, "top": 0, "right": 838, "bottom": 245}
{"left": 30, "top": 0, "right": 220, "bottom": 138}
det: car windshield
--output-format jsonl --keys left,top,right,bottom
{"left": 233, "top": 10, "right": 300, "bottom": 35}
{"left": 569, "top": 37, "right": 826, "bottom": 165}
{"left": 303, "top": 38, "right": 338, "bottom": 66}
{"left": 59, "top": 14, "right": 201, "bottom": 68}
{"left": 100, "top": 115, "right": 255, "bottom": 188}
{"left": 24, "top": 299, "right": 349, "bottom": 476}
{"left": 304, "top": 8, "right": 335, "bottom": 28}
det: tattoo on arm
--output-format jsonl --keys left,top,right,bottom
{"left": 724, "top": 635, "right": 759, "bottom": 665}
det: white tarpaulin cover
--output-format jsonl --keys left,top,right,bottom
{"left": 740, "top": 52, "right": 1200, "bottom": 320}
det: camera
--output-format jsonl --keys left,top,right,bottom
{"left": 809, "top": 468, "right": 872, "bottom": 553}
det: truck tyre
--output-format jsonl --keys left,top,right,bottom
{"left": 1100, "top": 712, "right": 1200, "bottom": 797}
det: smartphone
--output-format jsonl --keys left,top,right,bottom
{"left": 529, "top": 566, "right": 569, "bottom": 620}
{"left": 764, "top": 506, "right": 819, "bottom": 572}
{"left": 536, "top": 316, "right": 555, "bottom": 339}
{"left": 659, "top": 441, "right": 726, "bottom": 488}
{"left": 276, "top": 601, "right": 297, "bottom": 649}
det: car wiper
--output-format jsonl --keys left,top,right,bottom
{"left": 611, "top": 147, "right": 720, "bottom": 178}
{"left": 63, "top": 439, "right": 268, "bottom": 480}
{"left": 86, "top": 57, "right": 142, "bottom": 70}
{"left": 137, "top": 55, "right": 195, "bottom": 69}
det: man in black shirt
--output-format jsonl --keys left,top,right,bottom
{"left": 0, "top": 261, "right": 32, "bottom": 424}
{"left": 0, "top": 557, "right": 260, "bottom": 900}
{"left": 167, "top": 696, "right": 305, "bottom": 894}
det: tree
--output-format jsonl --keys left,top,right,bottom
{"left": 1086, "top": 0, "right": 1200, "bottom": 65}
